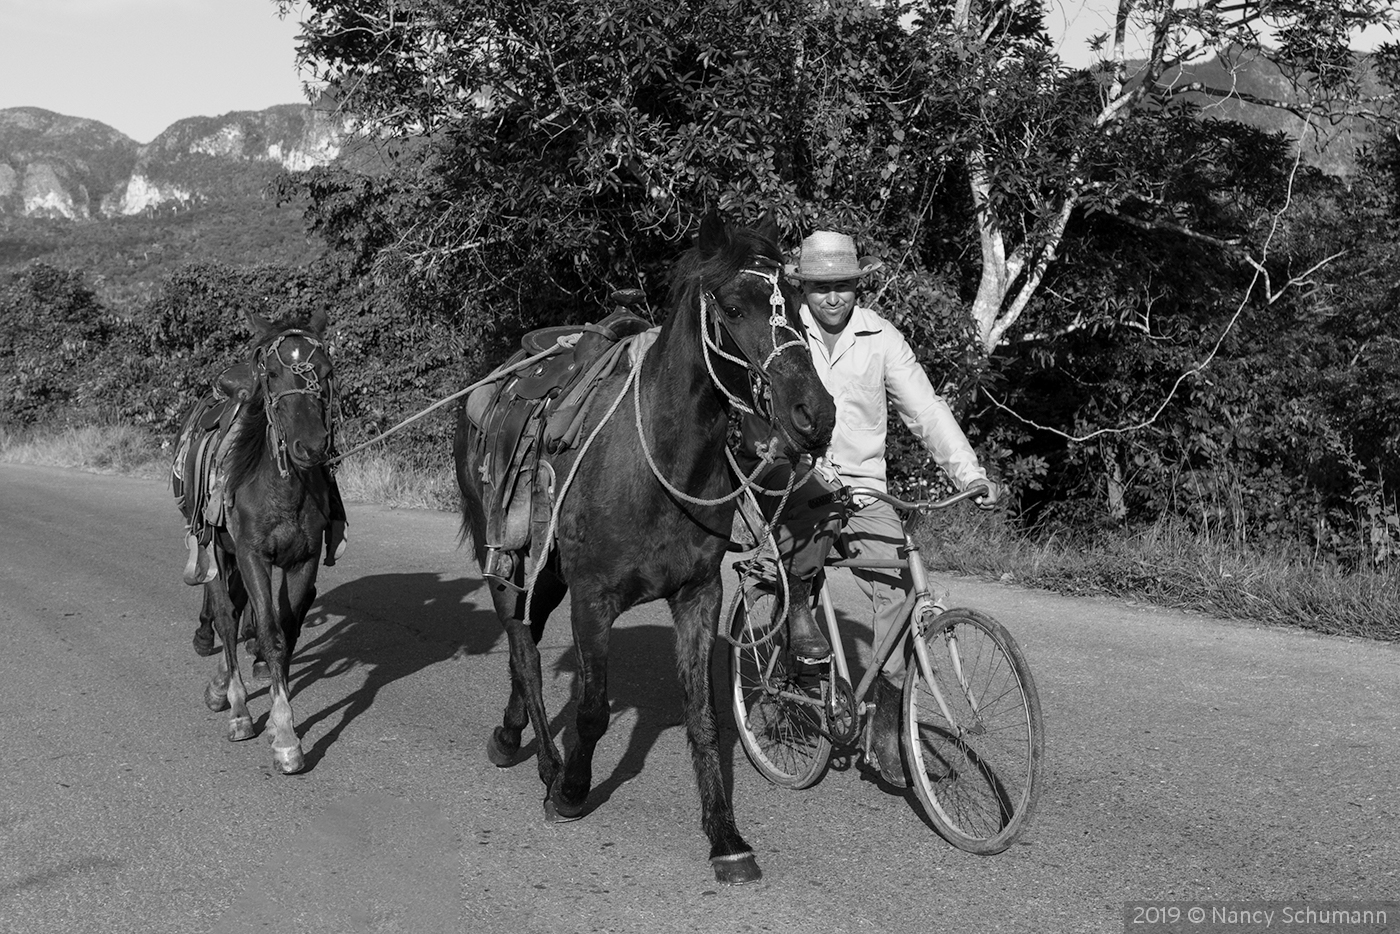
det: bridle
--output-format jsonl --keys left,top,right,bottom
{"left": 254, "top": 329, "right": 335, "bottom": 477}
{"left": 699, "top": 267, "right": 808, "bottom": 422}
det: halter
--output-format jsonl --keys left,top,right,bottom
{"left": 255, "top": 329, "right": 335, "bottom": 478}
{"left": 700, "top": 268, "right": 808, "bottom": 421}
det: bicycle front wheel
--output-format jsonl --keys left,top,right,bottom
{"left": 904, "top": 608, "right": 1043, "bottom": 854}
{"left": 728, "top": 584, "right": 832, "bottom": 789}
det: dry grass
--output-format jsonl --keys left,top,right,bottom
{"left": 0, "top": 424, "right": 168, "bottom": 478}
{"left": 921, "top": 508, "right": 1400, "bottom": 641}
{"left": 334, "top": 449, "right": 459, "bottom": 511}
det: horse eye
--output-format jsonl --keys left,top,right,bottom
{"left": 722, "top": 304, "right": 742, "bottom": 319}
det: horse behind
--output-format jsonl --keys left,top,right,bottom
{"left": 454, "top": 211, "right": 835, "bottom": 883}
{"left": 173, "top": 308, "right": 336, "bottom": 774}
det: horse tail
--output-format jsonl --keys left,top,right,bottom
{"left": 453, "top": 399, "right": 488, "bottom": 562}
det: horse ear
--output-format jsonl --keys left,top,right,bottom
{"left": 753, "top": 211, "right": 781, "bottom": 243}
{"left": 247, "top": 311, "right": 275, "bottom": 339}
{"left": 697, "top": 207, "right": 728, "bottom": 256}
{"left": 308, "top": 307, "right": 330, "bottom": 337}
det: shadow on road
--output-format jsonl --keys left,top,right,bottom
{"left": 285, "top": 571, "right": 498, "bottom": 770}
{"left": 281, "top": 573, "right": 754, "bottom": 809}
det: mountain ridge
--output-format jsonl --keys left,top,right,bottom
{"left": 0, "top": 103, "right": 354, "bottom": 220}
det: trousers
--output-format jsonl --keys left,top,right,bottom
{"left": 744, "top": 458, "right": 914, "bottom": 677}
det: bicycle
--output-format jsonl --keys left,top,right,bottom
{"left": 726, "top": 483, "right": 1044, "bottom": 855}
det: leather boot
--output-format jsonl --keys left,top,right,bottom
{"left": 324, "top": 473, "right": 348, "bottom": 567}
{"left": 864, "top": 674, "right": 908, "bottom": 788}
{"left": 324, "top": 520, "right": 348, "bottom": 567}
{"left": 785, "top": 574, "right": 830, "bottom": 662}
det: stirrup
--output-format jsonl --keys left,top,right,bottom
{"left": 183, "top": 533, "right": 217, "bottom": 586}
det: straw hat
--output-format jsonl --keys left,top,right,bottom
{"left": 786, "top": 231, "right": 883, "bottom": 283}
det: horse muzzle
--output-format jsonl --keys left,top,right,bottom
{"left": 288, "top": 436, "right": 331, "bottom": 468}
{"left": 772, "top": 379, "right": 835, "bottom": 458}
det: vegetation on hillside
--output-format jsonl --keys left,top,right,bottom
{"left": 0, "top": 193, "right": 322, "bottom": 311}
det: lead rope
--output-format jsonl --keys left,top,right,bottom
{"left": 326, "top": 340, "right": 578, "bottom": 468}
{"left": 718, "top": 470, "right": 803, "bottom": 650}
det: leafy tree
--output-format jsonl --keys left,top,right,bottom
{"left": 271, "top": 0, "right": 1399, "bottom": 542}
{"left": 922, "top": 0, "right": 1400, "bottom": 353}
{"left": 276, "top": 0, "right": 1398, "bottom": 346}
{"left": 0, "top": 263, "right": 112, "bottom": 428}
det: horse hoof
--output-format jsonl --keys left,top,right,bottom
{"left": 542, "top": 797, "right": 586, "bottom": 823}
{"left": 228, "top": 716, "right": 256, "bottom": 742}
{"left": 272, "top": 744, "right": 305, "bottom": 774}
{"left": 192, "top": 629, "right": 219, "bottom": 657}
{"left": 250, "top": 661, "right": 271, "bottom": 685}
{"left": 486, "top": 728, "right": 522, "bottom": 767}
{"left": 711, "top": 853, "right": 762, "bottom": 885}
{"left": 204, "top": 684, "right": 230, "bottom": 712}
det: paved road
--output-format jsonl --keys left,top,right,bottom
{"left": 1, "top": 463, "right": 1397, "bottom": 934}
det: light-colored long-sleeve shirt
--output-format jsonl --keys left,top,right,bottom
{"left": 798, "top": 303, "right": 987, "bottom": 494}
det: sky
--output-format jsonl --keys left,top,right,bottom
{"left": 0, "top": 0, "right": 310, "bottom": 143}
{"left": 0, "top": 0, "right": 1386, "bottom": 145}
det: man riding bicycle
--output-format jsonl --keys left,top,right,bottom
{"left": 737, "top": 230, "right": 999, "bottom": 787}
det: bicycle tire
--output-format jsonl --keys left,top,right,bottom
{"left": 903, "top": 608, "right": 1043, "bottom": 854}
{"left": 728, "top": 584, "right": 832, "bottom": 789}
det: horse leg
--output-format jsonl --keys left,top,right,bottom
{"left": 194, "top": 532, "right": 233, "bottom": 656}
{"left": 547, "top": 591, "right": 618, "bottom": 822}
{"left": 194, "top": 585, "right": 220, "bottom": 657}
{"left": 670, "top": 576, "right": 761, "bottom": 884}
{"left": 244, "top": 560, "right": 305, "bottom": 774}
{"left": 221, "top": 567, "right": 267, "bottom": 686}
{"left": 201, "top": 568, "right": 254, "bottom": 742}
{"left": 487, "top": 568, "right": 567, "bottom": 790}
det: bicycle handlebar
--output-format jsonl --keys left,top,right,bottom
{"left": 807, "top": 483, "right": 990, "bottom": 514}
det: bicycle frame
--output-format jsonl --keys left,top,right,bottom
{"left": 733, "top": 482, "right": 991, "bottom": 737}
{"left": 816, "top": 526, "right": 964, "bottom": 733}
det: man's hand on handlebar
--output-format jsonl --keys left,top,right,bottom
{"left": 972, "top": 479, "right": 1001, "bottom": 511}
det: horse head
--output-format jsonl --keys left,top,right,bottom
{"left": 248, "top": 308, "right": 335, "bottom": 472}
{"left": 688, "top": 210, "right": 835, "bottom": 459}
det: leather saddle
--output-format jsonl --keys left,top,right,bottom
{"left": 465, "top": 305, "right": 653, "bottom": 586}
{"left": 171, "top": 363, "right": 258, "bottom": 542}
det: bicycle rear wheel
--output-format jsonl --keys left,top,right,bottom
{"left": 728, "top": 584, "right": 832, "bottom": 789}
{"left": 904, "top": 608, "right": 1043, "bottom": 854}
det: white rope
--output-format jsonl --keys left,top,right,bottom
{"left": 633, "top": 342, "right": 775, "bottom": 508}
{"left": 327, "top": 340, "right": 572, "bottom": 467}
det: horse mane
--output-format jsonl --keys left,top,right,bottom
{"left": 665, "top": 221, "right": 784, "bottom": 319}
{"left": 223, "top": 310, "right": 323, "bottom": 492}
{"left": 224, "top": 393, "right": 269, "bottom": 494}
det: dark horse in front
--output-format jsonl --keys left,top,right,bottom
{"left": 455, "top": 213, "right": 835, "bottom": 882}
{"left": 172, "top": 308, "right": 336, "bottom": 774}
